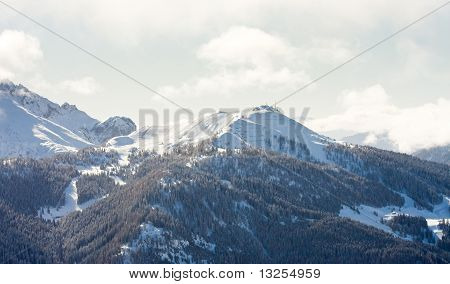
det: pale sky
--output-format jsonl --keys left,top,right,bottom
{"left": 1, "top": 0, "right": 449, "bottom": 152}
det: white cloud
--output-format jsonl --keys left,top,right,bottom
{"left": 157, "top": 26, "right": 311, "bottom": 99}
{"left": 197, "top": 26, "right": 297, "bottom": 68}
{"left": 0, "top": 30, "right": 43, "bottom": 79}
{"left": 29, "top": 75, "right": 102, "bottom": 99}
{"left": 338, "top": 85, "right": 392, "bottom": 109}
{"left": 309, "top": 85, "right": 450, "bottom": 153}
{"left": 158, "top": 67, "right": 309, "bottom": 99}
{"left": 59, "top": 77, "right": 101, "bottom": 95}
{"left": 156, "top": 26, "right": 357, "bottom": 100}
{"left": 0, "top": 29, "right": 101, "bottom": 98}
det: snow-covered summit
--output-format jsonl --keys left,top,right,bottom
{"left": 1, "top": 82, "right": 98, "bottom": 137}
{"left": 105, "top": 105, "right": 336, "bottom": 162}
{"left": 251, "top": 105, "right": 282, "bottom": 113}
{"left": 0, "top": 79, "right": 17, "bottom": 89}
{"left": 0, "top": 96, "right": 92, "bottom": 158}
{"left": 89, "top": 116, "right": 137, "bottom": 144}
{"left": 175, "top": 105, "right": 336, "bottom": 162}
{"left": 0, "top": 81, "right": 136, "bottom": 158}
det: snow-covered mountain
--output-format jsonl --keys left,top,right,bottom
{"left": 0, "top": 95, "right": 92, "bottom": 157}
{"left": 0, "top": 81, "right": 98, "bottom": 139}
{"left": 107, "top": 105, "right": 338, "bottom": 163}
{"left": 177, "top": 105, "right": 336, "bottom": 162}
{"left": 0, "top": 81, "right": 136, "bottom": 158}
{"left": 87, "top": 116, "right": 136, "bottom": 144}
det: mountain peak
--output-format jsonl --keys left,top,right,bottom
{"left": 0, "top": 80, "right": 26, "bottom": 94}
{"left": 90, "top": 116, "right": 137, "bottom": 144}
{"left": 0, "top": 78, "right": 14, "bottom": 87}
{"left": 252, "top": 105, "right": 282, "bottom": 113}
{"left": 103, "top": 116, "right": 135, "bottom": 125}
{"left": 0, "top": 82, "right": 137, "bottom": 156}
{"left": 61, "top": 102, "right": 79, "bottom": 111}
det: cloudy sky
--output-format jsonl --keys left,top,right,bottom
{"left": 0, "top": 0, "right": 449, "bottom": 152}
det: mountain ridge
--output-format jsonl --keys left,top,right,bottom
{"left": 0, "top": 81, "right": 136, "bottom": 158}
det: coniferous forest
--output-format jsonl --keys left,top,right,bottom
{"left": 1, "top": 144, "right": 449, "bottom": 264}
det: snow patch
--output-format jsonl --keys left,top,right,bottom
{"left": 111, "top": 175, "right": 126, "bottom": 185}
{"left": 339, "top": 195, "right": 450, "bottom": 240}
{"left": 38, "top": 178, "right": 80, "bottom": 221}
{"left": 37, "top": 166, "right": 120, "bottom": 221}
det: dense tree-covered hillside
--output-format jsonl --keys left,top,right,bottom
{"left": 1, "top": 145, "right": 449, "bottom": 263}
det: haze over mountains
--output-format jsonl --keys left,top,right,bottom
{"left": 1, "top": 81, "right": 449, "bottom": 263}
{"left": 339, "top": 131, "right": 450, "bottom": 165}
{"left": 414, "top": 145, "right": 450, "bottom": 166}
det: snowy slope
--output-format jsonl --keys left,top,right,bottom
{"left": 105, "top": 105, "right": 338, "bottom": 163}
{"left": 88, "top": 116, "right": 136, "bottom": 144}
{"left": 0, "top": 81, "right": 136, "bottom": 158}
{"left": 105, "top": 123, "right": 186, "bottom": 165}
{"left": 340, "top": 194, "right": 450, "bottom": 240}
{"left": 0, "top": 81, "right": 98, "bottom": 140}
{"left": 38, "top": 166, "right": 125, "bottom": 221}
{"left": 0, "top": 96, "right": 92, "bottom": 158}
{"left": 176, "top": 105, "right": 336, "bottom": 162}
